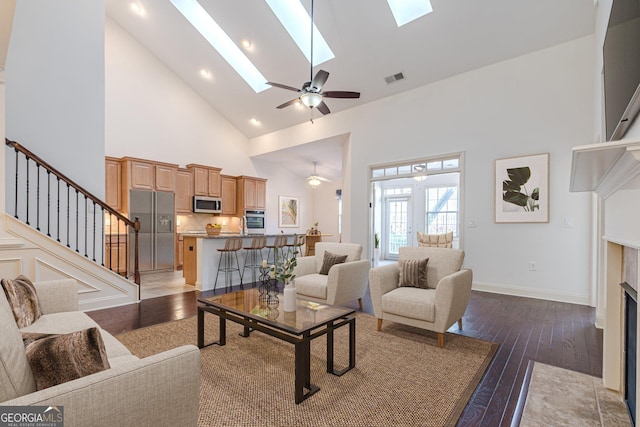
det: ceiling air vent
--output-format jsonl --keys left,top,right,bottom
{"left": 384, "top": 72, "right": 405, "bottom": 84}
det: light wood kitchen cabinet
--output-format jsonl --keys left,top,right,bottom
{"left": 175, "top": 168, "right": 194, "bottom": 213}
{"left": 105, "top": 157, "right": 122, "bottom": 211}
{"left": 236, "top": 176, "right": 267, "bottom": 213}
{"left": 155, "top": 164, "right": 177, "bottom": 192}
{"left": 127, "top": 159, "right": 155, "bottom": 190}
{"left": 220, "top": 175, "right": 237, "bottom": 215}
{"left": 121, "top": 158, "right": 178, "bottom": 192}
{"left": 187, "top": 164, "right": 222, "bottom": 197}
{"left": 105, "top": 234, "right": 128, "bottom": 274}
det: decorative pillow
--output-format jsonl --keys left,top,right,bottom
{"left": 319, "top": 251, "right": 348, "bottom": 275}
{"left": 398, "top": 258, "right": 429, "bottom": 289}
{"left": 416, "top": 231, "right": 454, "bottom": 248}
{"left": 1, "top": 275, "right": 42, "bottom": 328}
{"left": 22, "top": 327, "right": 111, "bottom": 391}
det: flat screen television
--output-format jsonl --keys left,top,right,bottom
{"left": 604, "top": 0, "right": 640, "bottom": 141}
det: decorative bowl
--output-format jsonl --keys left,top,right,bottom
{"left": 206, "top": 227, "right": 221, "bottom": 236}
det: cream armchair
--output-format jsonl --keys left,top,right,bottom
{"left": 369, "top": 246, "right": 472, "bottom": 348}
{"left": 293, "top": 242, "right": 370, "bottom": 309}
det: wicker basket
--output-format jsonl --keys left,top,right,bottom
{"left": 206, "top": 227, "right": 221, "bottom": 236}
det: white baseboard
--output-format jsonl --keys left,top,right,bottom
{"left": 472, "top": 281, "right": 591, "bottom": 306}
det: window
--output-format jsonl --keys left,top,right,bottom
{"left": 425, "top": 186, "right": 458, "bottom": 236}
{"left": 371, "top": 153, "right": 464, "bottom": 260}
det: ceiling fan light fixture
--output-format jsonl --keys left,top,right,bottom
{"left": 309, "top": 176, "right": 321, "bottom": 188}
{"left": 413, "top": 164, "right": 427, "bottom": 181}
{"left": 300, "top": 92, "right": 322, "bottom": 108}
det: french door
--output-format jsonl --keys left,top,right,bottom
{"left": 384, "top": 196, "right": 412, "bottom": 260}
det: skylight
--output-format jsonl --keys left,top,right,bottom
{"left": 169, "top": 0, "right": 269, "bottom": 93}
{"left": 387, "top": 0, "right": 433, "bottom": 27}
{"left": 264, "top": 0, "right": 334, "bottom": 66}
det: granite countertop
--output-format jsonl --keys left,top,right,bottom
{"left": 179, "top": 232, "right": 298, "bottom": 239}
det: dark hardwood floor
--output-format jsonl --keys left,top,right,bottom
{"left": 87, "top": 284, "right": 603, "bottom": 427}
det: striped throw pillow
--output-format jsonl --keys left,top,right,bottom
{"left": 398, "top": 258, "right": 429, "bottom": 289}
{"left": 319, "top": 251, "right": 348, "bottom": 275}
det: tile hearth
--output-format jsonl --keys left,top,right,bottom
{"left": 520, "top": 362, "right": 630, "bottom": 427}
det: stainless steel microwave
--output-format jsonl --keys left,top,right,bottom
{"left": 193, "top": 196, "right": 222, "bottom": 214}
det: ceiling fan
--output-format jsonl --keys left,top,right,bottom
{"left": 307, "top": 162, "right": 331, "bottom": 188}
{"left": 267, "top": 0, "right": 360, "bottom": 116}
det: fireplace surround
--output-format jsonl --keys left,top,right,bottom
{"left": 604, "top": 243, "right": 639, "bottom": 425}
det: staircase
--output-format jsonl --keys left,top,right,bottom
{"left": 2, "top": 139, "right": 141, "bottom": 310}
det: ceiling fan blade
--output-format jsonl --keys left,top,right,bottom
{"left": 318, "top": 176, "right": 332, "bottom": 182}
{"left": 316, "top": 100, "right": 330, "bottom": 115}
{"left": 321, "top": 91, "right": 361, "bottom": 99}
{"left": 311, "top": 70, "right": 329, "bottom": 91}
{"left": 276, "top": 98, "right": 301, "bottom": 109}
{"left": 267, "top": 82, "right": 302, "bottom": 92}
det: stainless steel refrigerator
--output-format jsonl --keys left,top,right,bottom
{"left": 129, "top": 190, "right": 175, "bottom": 272}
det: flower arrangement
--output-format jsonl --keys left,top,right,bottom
{"left": 269, "top": 247, "right": 297, "bottom": 286}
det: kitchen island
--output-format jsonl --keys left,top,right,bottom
{"left": 182, "top": 233, "right": 299, "bottom": 291}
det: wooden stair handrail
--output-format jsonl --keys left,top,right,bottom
{"left": 6, "top": 139, "right": 135, "bottom": 227}
{"left": 5, "top": 138, "right": 141, "bottom": 286}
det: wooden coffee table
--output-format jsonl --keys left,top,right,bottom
{"left": 197, "top": 288, "right": 356, "bottom": 404}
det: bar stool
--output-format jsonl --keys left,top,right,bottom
{"left": 265, "top": 235, "right": 288, "bottom": 265}
{"left": 214, "top": 238, "right": 243, "bottom": 291}
{"left": 242, "top": 236, "right": 266, "bottom": 286}
{"left": 285, "top": 234, "right": 306, "bottom": 257}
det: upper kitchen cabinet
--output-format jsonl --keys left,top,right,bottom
{"left": 236, "top": 176, "right": 267, "bottom": 213}
{"left": 105, "top": 157, "right": 122, "bottom": 211}
{"left": 220, "top": 175, "right": 236, "bottom": 215}
{"left": 187, "top": 164, "right": 222, "bottom": 198}
{"left": 121, "top": 158, "right": 178, "bottom": 192}
{"left": 175, "top": 168, "right": 194, "bottom": 214}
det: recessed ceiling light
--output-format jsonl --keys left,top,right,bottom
{"left": 386, "top": 0, "right": 433, "bottom": 27}
{"left": 241, "top": 39, "right": 252, "bottom": 49}
{"left": 200, "top": 68, "right": 212, "bottom": 79}
{"left": 130, "top": 2, "right": 145, "bottom": 16}
{"left": 169, "top": 0, "right": 269, "bottom": 93}
{"left": 250, "top": 118, "right": 261, "bottom": 126}
{"left": 264, "top": 0, "right": 334, "bottom": 65}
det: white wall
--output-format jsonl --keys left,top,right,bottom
{"left": 105, "top": 18, "right": 323, "bottom": 234}
{"left": 251, "top": 36, "right": 596, "bottom": 304}
{"left": 105, "top": 18, "right": 252, "bottom": 175}
{"left": 5, "top": 0, "right": 105, "bottom": 197}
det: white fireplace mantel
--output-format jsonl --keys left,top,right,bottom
{"left": 570, "top": 139, "right": 640, "bottom": 198}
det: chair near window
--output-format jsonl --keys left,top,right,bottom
{"left": 369, "top": 246, "right": 472, "bottom": 348}
{"left": 416, "top": 231, "right": 453, "bottom": 248}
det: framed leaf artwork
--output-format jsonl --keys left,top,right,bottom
{"left": 495, "top": 153, "right": 549, "bottom": 223}
{"left": 278, "top": 195, "right": 299, "bottom": 227}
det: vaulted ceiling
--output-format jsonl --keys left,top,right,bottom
{"left": 106, "top": 0, "right": 596, "bottom": 180}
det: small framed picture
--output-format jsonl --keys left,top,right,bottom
{"left": 495, "top": 153, "right": 549, "bottom": 223}
{"left": 278, "top": 195, "right": 299, "bottom": 227}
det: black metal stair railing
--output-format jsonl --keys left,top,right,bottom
{"left": 5, "top": 139, "right": 140, "bottom": 286}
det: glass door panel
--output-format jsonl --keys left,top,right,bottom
{"left": 384, "top": 196, "right": 411, "bottom": 260}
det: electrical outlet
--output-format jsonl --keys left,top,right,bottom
{"left": 529, "top": 261, "right": 537, "bottom": 271}
{"left": 467, "top": 219, "right": 477, "bottom": 228}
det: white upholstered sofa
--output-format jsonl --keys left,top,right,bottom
{"left": 293, "top": 242, "right": 370, "bottom": 308}
{"left": 369, "top": 246, "right": 472, "bottom": 347}
{"left": 0, "top": 278, "right": 201, "bottom": 426}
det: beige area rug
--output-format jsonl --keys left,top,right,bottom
{"left": 116, "top": 313, "right": 497, "bottom": 427}
{"left": 520, "top": 362, "right": 630, "bottom": 427}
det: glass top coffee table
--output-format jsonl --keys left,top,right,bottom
{"left": 197, "top": 288, "right": 356, "bottom": 404}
